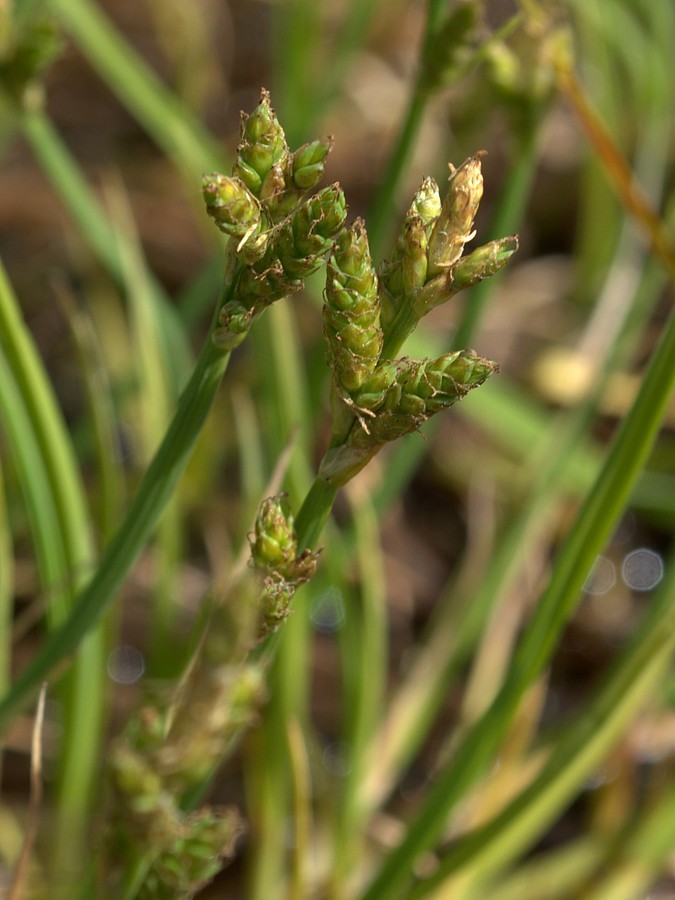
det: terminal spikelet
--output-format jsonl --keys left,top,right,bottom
{"left": 233, "top": 89, "right": 289, "bottom": 200}
{"left": 427, "top": 155, "right": 484, "bottom": 277}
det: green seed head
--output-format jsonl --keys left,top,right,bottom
{"left": 319, "top": 351, "right": 497, "bottom": 485}
{"left": 233, "top": 89, "right": 289, "bottom": 198}
{"left": 324, "top": 219, "right": 383, "bottom": 394}
{"left": 400, "top": 213, "right": 430, "bottom": 297}
{"left": 150, "top": 807, "right": 243, "bottom": 893}
{"left": 413, "top": 351, "right": 497, "bottom": 413}
{"left": 211, "top": 301, "right": 253, "bottom": 350}
{"left": 292, "top": 137, "right": 333, "bottom": 190}
{"left": 262, "top": 136, "right": 334, "bottom": 221}
{"left": 250, "top": 495, "right": 319, "bottom": 636}
{"left": 378, "top": 178, "right": 440, "bottom": 333}
{"left": 411, "top": 176, "right": 442, "bottom": 232}
{"left": 352, "top": 351, "right": 496, "bottom": 446}
{"left": 295, "top": 184, "right": 347, "bottom": 244}
{"left": 450, "top": 235, "right": 519, "bottom": 291}
{"left": 275, "top": 184, "right": 347, "bottom": 277}
{"left": 413, "top": 234, "right": 519, "bottom": 319}
{"left": 202, "top": 173, "right": 261, "bottom": 238}
{"left": 250, "top": 495, "right": 297, "bottom": 572}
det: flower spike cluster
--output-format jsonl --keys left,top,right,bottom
{"left": 380, "top": 154, "right": 518, "bottom": 336}
{"left": 203, "top": 90, "right": 346, "bottom": 349}
{"left": 321, "top": 154, "right": 516, "bottom": 486}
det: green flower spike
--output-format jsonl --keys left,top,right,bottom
{"left": 236, "top": 183, "right": 347, "bottom": 306}
{"left": 251, "top": 495, "right": 298, "bottom": 571}
{"left": 109, "top": 729, "right": 245, "bottom": 897}
{"left": 324, "top": 219, "right": 382, "bottom": 395}
{"left": 202, "top": 173, "right": 261, "bottom": 240}
{"left": 250, "top": 495, "right": 320, "bottom": 636}
{"left": 448, "top": 234, "right": 520, "bottom": 292}
{"left": 233, "top": 88, "right": 289, "bottom": 199}
{"left": 209, "top": 181, "right": 346, "bottom": 350}
{"left": 375, "top": 154, "right": 519, "bottom": 356}
{"left": 232, "top": 91, "right": 334, "bottom": 223}
{"left": 320, "top": 351, "right": 497, "bottom": 486}
{"left": 292, "top": 138, "right": 334, "bottom": 190}
{"left": 379, "top": 177, "right": 441, "bottom": 332}
{"left": 264, "top": 137, "right": 334, "bottom": 221}
{"left": 414, "top": 233, "right": 519, "bottom": 318}
{"left": 149, "top": 808, "right": 243, "bottom": 896}
{"left": 277, "top": 183, "right": 348, "bottom": 276}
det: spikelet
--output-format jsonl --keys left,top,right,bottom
{"left": 415, "top": 234, "right": 519, "bottom": 318}
{"left": 379, "top": 176, "right": 441, "bottom": 332}
{"left": 324, "top": 219, "right": 382, "bottom": 394}
{"left": 427, "top": 155, "right": 484, "bottom": 277}
{"left": 250, "top": 495, "right": 320, "bottom": 636}
{"left": 233, "top": 89, "right": 289, "bottom": 199}
{"left": 234, "top": 184, "right": 347, "bottom": 308}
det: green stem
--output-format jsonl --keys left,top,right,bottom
{"left": 0, "top": 321, "right": 232, "bottom": 727}
{"left": 359, "top": 293, "right": 675, "bottom": 899}
{"left": 380, "top": 305, "right": 421, "bottom": 360}
{"left": 0, "top": 258, "right": 106, "bottom": 884}
{"left": 409, "top": 551, "right": 675, "bottom": 898}
{"left": 293, "top": 476, "right": 339, "bottom": 550}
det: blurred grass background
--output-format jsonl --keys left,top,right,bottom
{"left": 0, "top": 0, "right": 674, "bottom": 897}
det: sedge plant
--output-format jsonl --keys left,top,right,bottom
{"left": 99, "top": 88, "right": 514, "bottom": 898}
{"left": 0, "top": 2, "right": 674, "bottom": 899}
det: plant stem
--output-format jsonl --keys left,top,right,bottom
{"left": 0, "top": 311, "right": 233, "bottom": 726}
{"left": 293, "top": 476, "right": 339, "bottom": 550}
{"left": 380, "top": 305, "right": 421, "bottom": 360}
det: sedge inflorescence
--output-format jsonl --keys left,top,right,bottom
{"left": 201, "top": 87, "right": 517, "bottom": 598}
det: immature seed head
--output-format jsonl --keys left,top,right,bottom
{"left": 202, "top": 174, "right": 261, "bottom": 239}
{"left": 427, "top": 155, "right": 484, "bottom": 278}
{"left": 292, "top": 138, "right": 333, "bottom": 190}
{"left": 275, "top": 184, "right": 347, "bottom": 277}
{"left": 324, "top": 219, "right": 382, "bottom": 394}
{"left": 449, "top": 235, "right": 519, "bottom": 291}
{"left": 250, "top": 495, "right": 298, "bottom": 572}
{"left": 414, "top": 234, "right": 519, "bottom": 318}
{"left": 233, "top": 89, "right": 289, "bottom": 198}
